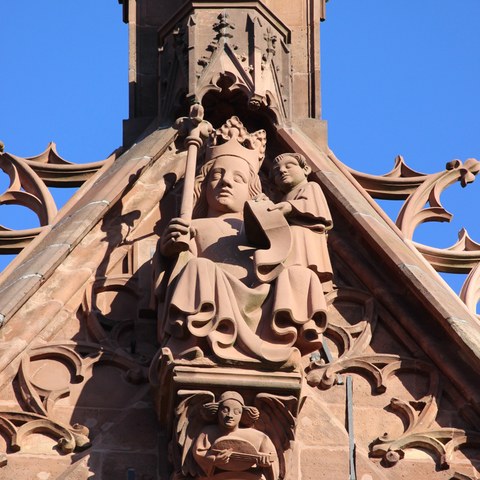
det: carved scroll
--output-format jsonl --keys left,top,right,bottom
{"left": 0, "top": 411, "right": 89, "bottom": 454}
{"left": 348, "top": 155, "right": 480, "bottom": 316}
{"left": 371, "top": 410, "right": 480, "bottom": 470}
{"left": 0, "top": 340, "right": 147, "bottom": 465}
{"left": 307, "top": 287, "right": 480, "bottom": 474}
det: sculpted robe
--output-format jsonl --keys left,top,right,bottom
{"left": 193, "top": 425, "right": 278, "bottom": 480}
{"left": 161, "top": 182, "right": 333, "bottom": 366}
{"left": 282, "top": 180, "right": 333, "bottom": 287}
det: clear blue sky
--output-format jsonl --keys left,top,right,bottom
{"left": 321, "top": 1, "right": 480, "bottom": 293}
{"left": 1, "top": 1, "right": 479, "bottom": 293}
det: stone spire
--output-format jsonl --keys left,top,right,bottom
{"left": 119, "top": 0, "right": 328, "bottom": 144}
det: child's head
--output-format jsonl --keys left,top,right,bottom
{"left": 271, "top": 153, "right": 311, "bottom": 192}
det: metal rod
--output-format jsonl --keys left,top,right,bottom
{"left": 322, "top": 338, "right": 343, "bottom": 385}
{"left": 346, "top": 376, "right": 356, "bottom": 480}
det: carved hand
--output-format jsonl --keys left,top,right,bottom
{"left": 267, "top": 201, "right": 293, "bottom": 216}
{"left": 214, "top": 448, "right": 233, "bottom": 466}
{"left": 160, "top": 217, "right": 194, "bottom": 256}
{"left": 253, "top": 193, "right": 271, "bottom": 203}
{"left": 257, "top": 453, "right": 273, "bottom": 467}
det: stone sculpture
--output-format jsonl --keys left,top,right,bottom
{"left": 270, "top": 152, "right": 333, "bottom": 292}
{"left": 193, "top": 391, "right": 277, "bottom": 480}
{"left": 173, "top": 390, "right": 296, "bottom": 480}
{"left": 157, "top": 116, "right": 334, "bottom": 367}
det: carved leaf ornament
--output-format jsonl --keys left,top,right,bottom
{"left": 0, "top": 341, "right": 147, "bottom": 464}
{"left": 349, "top": 155, "right": 480, "bottom": 317}
{"left": 307, "top": 288, "right": 480, "bottom": 473}
{"left": 0, "top": 411, "right": 89, "bottom": 454}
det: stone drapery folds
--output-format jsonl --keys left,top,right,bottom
{"left": 156, "top": 116, "right": 334, "bottom": 368}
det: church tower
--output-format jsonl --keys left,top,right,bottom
{"left": 120, "top": 0, "right": 328, "bottom": 145}
{"left": 0, "top": 1, "right": 479, "bottom": 479}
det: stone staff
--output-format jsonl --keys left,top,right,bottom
{"left": 173, "top": 104, "right": 213, "bottom": 252}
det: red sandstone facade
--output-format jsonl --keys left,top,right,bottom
{"left": 0, "top": 2, "right": 479, "bottom": 479}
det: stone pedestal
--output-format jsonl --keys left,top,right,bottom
{"left": 152, "top": 348, "right": 303, "bottom": 479}
{"left": 153, "top": 349, "right": 303, "bottom": 429}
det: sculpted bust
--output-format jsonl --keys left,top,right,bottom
{"left": 193, "top": 391, "right": 278, "bottom": 480}
{"left": 157, "top": 116, "right": 333, "bottom": 367}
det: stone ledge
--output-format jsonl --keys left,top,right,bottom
{"left": 0, "top": 128, "right": 176, "bottom": 326}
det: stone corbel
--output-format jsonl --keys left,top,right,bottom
{"left": 151, "top": 348, "right": 302, "bottom": 479}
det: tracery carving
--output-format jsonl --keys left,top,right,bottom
{"left": 12, "top": 141, "right": 110, "bottom": 186}
{"left": 348, "top": 154, "right": 428, "bottom": 199}
{"left": 172, "top": 390, "right": 295, "bottom": 480}
{"left": 348, "top": 154, "right": 480, "bottom": 315}
{"left": 0, "top": 148, "right": 57, "bottom": 252}
{"left": 82, "top": 276, "right": 141, "bottom": 349}
{"left": 0, "top": 411, "right": 89, "bottom": 454}
{"left": 460, "top": 261, "right": 480, "bottom": 319}
{"left": 371, "top": 411, "right": 480, "bottom": 470}
{"left": 0, "top": 340, "right": 147, "bottom": 465}
{"left": 395, "top": 158, "right": 480, "bottom": 241}
{"left": 19, "top": 341, "right": 147, "bottom": 410}
{"left": 0, "top": 143, "right": 109, "bottom": 253}
{"left": 306, "top": 287, "right": 480, "bottom": 473}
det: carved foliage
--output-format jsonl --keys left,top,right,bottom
{"left": 371, "top": 412, "right": 480, "bottom": 471}
{"left": 306, "top": 287, "right": 480, "bottom": 473}
{"left": 0, "top": 143, "right": 108, "bottom": 254}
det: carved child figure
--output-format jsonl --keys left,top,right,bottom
{"left": 270, "top": 152, "right": 334, "bottom": 291}
{"left": 157, "top": 118, "right": 332, "bottom": 366}
{"left": 193, "top": 391, "right": 278, "bottom": 480}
